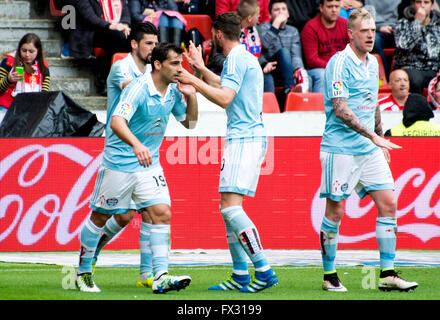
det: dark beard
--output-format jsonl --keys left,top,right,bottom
{"left": 136, "top": 51, "right": 149, "bottom": 65}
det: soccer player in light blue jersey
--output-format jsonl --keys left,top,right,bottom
{"left": 319, "top": 8, "right": 418, "bottom": 292}
{"left": 89, "top": 22, "right": 159, "bottom": 290}
{"left": 76, "top": 43, "right": 198, "bottom": 294}
{"left": 177, "top": 12, "right": 278, "bottom": 293}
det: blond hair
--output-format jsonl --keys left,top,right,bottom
{"left": 347, "top": 8, "right": 374, "bottom": 31}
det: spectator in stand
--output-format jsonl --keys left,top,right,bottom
{"left": 394, "top": 0, "right": 440, "bottom": 95}
{"left": 260, "top": 0, "right": 308, "bottom": 101}
{"left": 364, "top": 0, "right": 401, "bottom": 78}
{"left": 285, "top": 0, "right": 320, "bottom": 32}
{"left": 301, "top": 0, "right": 349, "bottom": 94}
{"left": 378, "top": 69, "right": 410, "bottom": 111}
{"left": 385, "top": 93, "right": 440, "bottom": 136}
{"left": 216, "top": 0, "right": 270, "bottom": 22}
{"left": 339, "top": 0, "right": 364, "bottom": 19}
{"left": 175, "top": 0, "right": 199, "bottom": 14}
{"left": 128, "top": 0, "right": 186, "bottom": 45}
{"left": 67, "top": 0, "right": 132, "bottom": 96}
{"left": 0, "top": 33, "right": 50, "bottom": 124}
{"left": 427, "top": 72, "right": 440, "bottom": 109}
{"left": 207, "top": 0, "right": 270, "bottom": 75}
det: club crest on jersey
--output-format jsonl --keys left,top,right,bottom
{"left": 332, "top": 81, "right": 343, "bottom": 96}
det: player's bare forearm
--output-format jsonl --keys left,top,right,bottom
{"left": 181, "top": 94, "right": 198, "bottom": 129}
{"left": 374, "top": 105, "right": 384, "bottom": 137}
{"left": 198, "top": 65, "right": 221, "bottom": 87}
{"left": 332, "top": 97, "right": 376, "bottom": 139}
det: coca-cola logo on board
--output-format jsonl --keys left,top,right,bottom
{"left": 0, "top": 144, "right": 102, "bottom": 246}
{"left": 311, "top": 168, "right": 440, "bottom": 243}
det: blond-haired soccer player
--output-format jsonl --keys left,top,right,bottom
{"left": 319, "top": 8, "right": 418, "bottom": 292}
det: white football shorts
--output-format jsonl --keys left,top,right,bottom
{"left": 319, "top": 148, "right": 394, "bottom": 201}
{"left": 219, "top": 137, "right": 267, "bottom": 197}
{"left": 89, "top": 165, "right": 171, "bottom": 214}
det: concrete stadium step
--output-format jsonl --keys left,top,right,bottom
{"left": 0, "top": 1, "right": 30, "bottom": 20}
{"left": 0, "top": 19, "right": 60, "bottom": 40}
{"left": 0, "top": 39, "right": 61, "bottom": 57}
{"left": 46, "top": 57, "right": 96, "bottom": 79}
{"left": 50, "top": 77, "right": 91, "bottom": 97}
{"left": 72, "top": 96, "right": 108, "bottom": 111}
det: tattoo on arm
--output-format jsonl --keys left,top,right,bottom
{"left": 374, "top": 105, "right": 384, "bottom": 137}
{"left": 332, "top": 98, "right": 375, "bottom": 139}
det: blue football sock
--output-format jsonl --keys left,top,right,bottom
{"left": 78, "top": 217, "right": 102, "bottom": 274}
{"left": 221, "top": 206, "right": 270, "bottom": 273}
{"left": 376, "top": 217, "right": 397, "bottom": 271}
{"left": 94, "top": 215, "right": 123, "bottom": 259}
{"left": 320, "top": 216, "right": 340, "bottom": 274}
{"left": 221, "top": 211, "right": 249, "bottom": 275}
{"left": 150, "top": 224, "right": 170, "bottom": 278}
{"left": 139, "top": 222, "right": 153, "bottom": 274}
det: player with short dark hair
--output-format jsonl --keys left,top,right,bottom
{"left": 76, "top": 42, "right": 198, "bottom": 294}
{"left": 89, "top": 22, "right": 159, "bottom": 290}
{"left": 177, "top": 12, "right": 278, "bottom": 293}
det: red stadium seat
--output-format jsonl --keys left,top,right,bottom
{"left": 93, "top": 47, "right": 107, "bottom": 58}
{"left": 50, "top": 0, "right": 65, "bottom": 17}
{"left": 111, "top": 52, "right": 129, "bottom": 65}
{"left": 184, "top": 14, "right": 213, "bottom": 62}
{"left": 372, "top": 53, "right": 391, "bottom": 93}
{"left": 262, "top": 92, "right": 280, "bottom": 113}
{"left": 284, "top": 92, "right": 324, "bottom": 111}
{"left": 184, "top": 14, "right": 212, "bottom": 41}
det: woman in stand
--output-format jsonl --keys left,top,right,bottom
{"left": 0, "top": 33, "right": 50, "bottom": 124}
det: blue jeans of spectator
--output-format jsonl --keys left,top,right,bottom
{"left": 307, "top": 68, "right": 325, "bottom": 94}
{"left": 263, "top": 48, "right": 295, "bottom": 93}
{"left": 158, "top": 14, "right": 184, "bottom": 30}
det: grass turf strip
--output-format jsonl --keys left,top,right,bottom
{"left": 0, "top": 262, "right": 439, "bottom": 300}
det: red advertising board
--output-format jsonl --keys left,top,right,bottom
{"left": 0, "top": 137, "right": 439, "bottom": 251}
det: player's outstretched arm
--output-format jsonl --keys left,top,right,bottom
{"left": 111, "top": 115, "right": 153, "bottom": 167}
{"left": 177, "top": 69, "right": 235, "bottom": 109}
{"left": 177, "top": 82, "right": 198, "bottom": 129}
{"left": 332, "top": 97, "right": 402, "bottom": 151}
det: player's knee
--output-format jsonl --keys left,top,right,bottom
{"left": 115, "top": 210, "right": 135, "bottom": 227}
{"left": 147, "top": 205, "right": 171, "bottom": 224}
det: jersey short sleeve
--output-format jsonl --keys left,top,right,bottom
{"left": 113, "top": 79, "right": 145, "bottom": 122}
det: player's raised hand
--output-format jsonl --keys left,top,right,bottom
{"left": 184, "top": 40, "right": 204, "bottom": 71}
{"left": 133, "top": 142, "right": 152, "bottom": 167}
{"left": 372, "top": 135, "right": 402, "bottom": 150}
{"left": 176, "top": 68, "right": 196, "bottom": 85}
{"left": 177, "top": 81, "right": 197, "bottom": 96}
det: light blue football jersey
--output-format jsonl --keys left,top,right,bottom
{"left": 106, "top": 53, "right": 152, "bottom": 125}
{"left": 102, "top": 73, "right": 187, "bottom": 172}
{"left": 221, "top": 45, "right": 266, "bottom": 139}
{"left": 321, "top": 45, "right": 380, "bottom": 155}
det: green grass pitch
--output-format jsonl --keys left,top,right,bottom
{"left": 1, "top": 262, "right": 439, "bottom": 300}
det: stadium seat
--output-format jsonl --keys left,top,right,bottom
{"left": 262, "top": 92, "right": 280, "bottom": 113}
{"left": 372, "top": 53, "right": 391, "bottom": 93}
{"left": 93, "top": 47, "right": 107, "bottom": 58}
{"left": 184, "top": 14, "right": 213, "bottom": 64}
{"left": 111, "top": 52, "right": 129, "bottom": 65}
{"left": 50, "top": 0, "right": 65, "bottom": 16}
{"left": 184, "top": 14, "right": 213, "bottom": 41}
{"left": 284, "top": 92, "right": 324, "bottom": 111}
